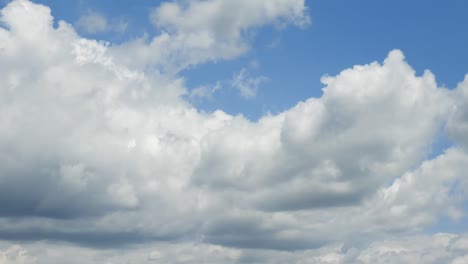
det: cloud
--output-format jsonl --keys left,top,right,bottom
{"left": 2, "top": 234, "right": 468, "bottom": 263}
{"left": 231, "top": 68, "right": 268, "bottom": 99}
{"left": 111, "top": 0, "right": 309, "bottom": 72}
{"left": 76, "top": 12, "right": 109, "bottom": 34}
{"left": 1, "top": 0, "right": 468, "bottom": 262}
{"left": 0, "top": 244, "right": 35, "bottom": 264}
{"left": 448, "top": 75, "right": 468, "bottom": 148}
{"left": 151, "top": 0, "right": 310, "bottom": 36}
{"left": 189, "top": 81, "right": 222, "bottom": 99}
{"left": 75, "top": 11, "right": 128, "bottom": 35}
{"left": 189, "top": 64, "right": 267, "bottom": 100}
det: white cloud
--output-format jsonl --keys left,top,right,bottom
{"left": 111, "top": 0, "right": 309, "bottom": 72}
{"left": 151, "top": 0, "right": 309, "bottom": 41}
{"left": 0, "top": 0, "right": 468, "bottom": 262}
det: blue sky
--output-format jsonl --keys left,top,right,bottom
{"left": 185, "top": 0, "right": 468, "bottom": 119}
{"left": 1, "top": 0, "right": 468, "bottom": 263}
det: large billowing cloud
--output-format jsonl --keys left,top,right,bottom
{"left": 0, "top": 0, "right": 467, "bottom": 262}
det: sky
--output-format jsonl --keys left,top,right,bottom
{"left": 0, "top": 0, "right": 468, "bottom": 263}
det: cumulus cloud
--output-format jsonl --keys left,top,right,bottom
{"left": 151, "top": 0, "right": 310, "bottom": 36}
{"left": 0, "top": 0, "right": 468, "bottom": 262}
{"left": 112, "top": 0, "right": 309, "bottom": 72}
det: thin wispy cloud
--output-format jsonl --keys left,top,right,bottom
{"left": 231, "top": 68, "right": 268, "bottom": 99}
{"left": 76, "top": 11, "right": 128, "bottom": 35}
{"left": 76, "top": 12, "right": 109, "bottom": 34}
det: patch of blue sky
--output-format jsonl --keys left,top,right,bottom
{"left": 184, "top": 0, "right": 468, "bottom": 120}
{"left": 31, "top": 0, "right": 161, "bottom": 42}
{"left": 426, "top": 202, "right": 468, "bottom": 234}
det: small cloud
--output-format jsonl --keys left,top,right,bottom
{"left": 189, "top": 82, "right": 222, "bottom": 99}
{"left": 231, "top": 68, "right": 268, "bottom": 99}
{"left": 267, "top": 38, "right": 281, "bottom": 49}
{"left": 76, "top": 12, "right": 128, "bottom": 35}
{"left": 76, "top": 12, "right": 109, "bottom": 34}
{"left": 113, "top": 19, "right": 129, "bottom": 34}
{"left": 248, "top": 59, "right": 260, "bottom": 70}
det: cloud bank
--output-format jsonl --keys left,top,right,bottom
{"left": 0, "top": 0, "right": 467, "bottom": 262}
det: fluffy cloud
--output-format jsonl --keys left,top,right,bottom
{"left": 0, "top": 0, "right": 468, "bottom": 262}
{"left": 112, "top": 0, "right": 309, "bottom": 72}
{"left": 151, "top": 0, "right": 309, "bottom": 36}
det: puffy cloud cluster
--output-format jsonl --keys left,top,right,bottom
{"left": 114, "top": 0, "right": 309, "bottom": 72}
{"left": 0, "top": 0, "right": 468, "bottom": 262}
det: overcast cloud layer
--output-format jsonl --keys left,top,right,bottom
{"left": 1, "top": 0, "right": 468, "bottom": 263}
